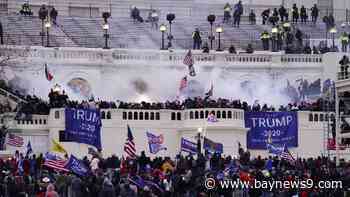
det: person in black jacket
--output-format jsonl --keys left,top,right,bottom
{"left": 261, "top": 9, "right": 270, "bottom": 25}
{"left": 300, "top": 5, "right": 307, "bottom": 24}
{"left": 278, "top": 5, "right": 287, "bottom": 22}
{"left": 311, "top": 4, "right": 319, "bottom": 24}
{"left": 292, "top": 4, "right": 299, "bottom": 23}
{"left": 192, "top": 28, "right": 202, "bottom": 50}
{"left": 50, "top": 7, "right": 58, "bottom": 25}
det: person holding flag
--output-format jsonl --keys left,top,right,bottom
{"left": 44, "top": 63, "right": 54, "bottom": 81}
{"left": 204, "top": 82, "right": 213, "bottom": 100}
{"left": 183, "top": 50, "right": 196, "bottom": 76}
{"left": 26, "top": 141, "right": 33, "bottom": 157}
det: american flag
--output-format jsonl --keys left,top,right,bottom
{"left": 124, "top": 125, "right": 136, "bottom": 159}
{"left": 6, "top": 133, "right": 24, "bottom": 147}
{"left": 179, "top": 76, "right": 187, "bottom": 92}
{"left": 183, "top": 50, "right": 194, "bottom": 66}
{"left": 280, "top": 145, "right": 295, "bottom": 163}
{"left": 45, "top": 63, "right": 53, "bottom": 81}
{"left": 43, "top": 153, "right": 69, "bottom": 172}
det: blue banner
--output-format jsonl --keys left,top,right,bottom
{"left": 65, "top": 155, "right": 89, "bottom": 177}
{"left": 180, "top": 137, "right": 197, "bottom": 154}
{"left": 245, "top": 112, "right": 298, "bottom": 149}
{"left": 146, "top": 132, "right": 167, "bottom": 154}
{"left": 203, "top": 137, "right": 223, "bottom": 154}
{"left": 65, "top": 108, "right": 102, "bottom": 149}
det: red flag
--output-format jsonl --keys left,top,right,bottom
{"left": 179, "top": 76, "right": 187, "bottom": 92}
{"left": 45, "top": 63, "right": 53, "bottom": 81}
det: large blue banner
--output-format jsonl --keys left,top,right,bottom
{"left": 65, "top": 108, "right": 102, "bottom": 149}
{"left": 245, "top": 112, "right": 298, "bottom": 149}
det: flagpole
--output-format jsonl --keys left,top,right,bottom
{"left": 203, "top": 115, "right": 208, "bottom": 154}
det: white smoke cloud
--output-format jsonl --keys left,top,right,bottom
{"left": 4, "top": 63, "right": 319, "bottom": 107}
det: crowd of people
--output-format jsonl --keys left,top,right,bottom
{"left": 19, "top": 4, "right": 58, "bottom": 26}
{"left": 0, "top": 147, "right": 349, "bottom": 197}
{"left": 190, "top": 2, "right": 350, "bottom": 54}
{"left": 11, "top": 89, "right": 333, "bottom": 117}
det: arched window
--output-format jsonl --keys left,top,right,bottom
{"left": 171, "top": 112, "right": 176, "bottom": 120}
{"left": 101, "top": 111, "right": 106, "bottom": 119}
{"left": 177, "top": 112, "right": 181, "bottom": 120}
{"left": 156, "top": 112, "right": 160, "bottom": 120}
{"left": 309, "top": 113, "right": 313, "bottom": 121}
{"left": 190, "top": 111, "right": 194, "bottom": 119}
{"left": 150, "top": 112, "right": 155, "bottom": 120}
{"left": 139, "top": 112, "right": 143, "bottom": 120}
{"left": 222, "top": 111, "right": 226, "bottom": 119}
{"left": 128, "top": 112, "right": 132, "bottom": 120}
{"left": 314, "top": 114, "right": 319, "bottom": 122}
{"left": 217, "top": 111, "right": 221, "bottom": 119}
{"left": 200, "top": 111, "right": 204, "bottom": 119}
{"left": 107, "top": 111, "right": 111, "bottom": 119}
{"left": 205, "top": 111, "right": 209, "bottom": 118}
{"left": 122, "top": 112, "right": 127, "bottom": 120}
{"left": 228, "top": 111, "right": 232, "bottom": 119}
{"left": 54, "top": 111, "right": 60, "bottom": 119}
{"left": 134, "top": 112, "right": 138, "bottom": 120}
{"left": 195, "top": 111, "right": 199, "bottom": 119}
{"left": 145, "top": 112, "right": 149, "bottom": 120}
{"left": 325, "top": 114, "right": 329, "bottom": 121}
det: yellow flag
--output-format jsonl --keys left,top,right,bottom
{"left": 51, "top": 139, "right": 67, "bottom": 154}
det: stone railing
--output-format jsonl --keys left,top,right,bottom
{"left": 0, "top": 45, "right": 324, "bottom": 66}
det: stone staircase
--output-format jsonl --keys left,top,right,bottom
{"left": 1, "top": 14, "right": 348, "bottom": 50}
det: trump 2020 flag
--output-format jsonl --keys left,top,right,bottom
{"left": 65, "top": 108, "right": 102, "bottom": 149}
{"left": 245, "top": 112, "right": 298, "bottom": 149}
{"left": 146, "top": 132, "right": 167, "bottom": 154}
{"left": 65, "top": 155, "right": 89, "bottom": 177}
{"left": 180, "top": 137, "right": 197, "bottom": 154}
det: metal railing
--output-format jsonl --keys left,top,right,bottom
{"left": 338, "top": 71, "right": 350, "bottom": 80}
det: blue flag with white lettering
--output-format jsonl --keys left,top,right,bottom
{"left": 266, "top": 143, "right": 284, "bottom": 155}
{"left": 65, "top": 108, "right": 102, "bottom": 149}
{"left": 65, "top": 155, "right": 89, "bottom": 177}
{"left": 181, "top": 137, "right": 197, "bottom": 155}
{"left": 245, "top": 112, "right": 298, "bottom": 149}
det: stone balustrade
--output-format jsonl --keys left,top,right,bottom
{"left": 0, "top": 45, "right": 324, "bottom": 66}
{"left": 0, "top": 108, "right": 328, "bottom": 131}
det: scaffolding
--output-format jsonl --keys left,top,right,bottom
{"left": 322, "top": 87, "right": 335, "bottom": 158}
